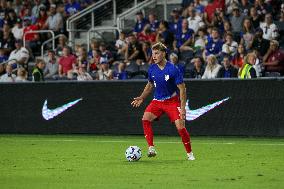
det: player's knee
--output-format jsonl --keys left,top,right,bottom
{"left": 175, "top": 119, "right": 185, "bottom": 130}
{"left": 142, "top": 112, "right": 156, "bottom": 122}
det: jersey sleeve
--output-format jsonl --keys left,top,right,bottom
{"left": 173, "top": 66, "right": 183, "bottom": 85}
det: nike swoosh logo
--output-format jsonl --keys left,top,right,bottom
{"left": 42, "top": 98, "right": 83, "bottom": 120}
{"left": 186, "top": 97, "right": 230, "bottom": 121}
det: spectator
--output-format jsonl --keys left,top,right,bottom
{"left": 32, "top": 58, "right": 45, "bottom": 82}
{"left": 148, "top": 13, "right": 159, "bottom": 32}
{"left": 23, "top": 17, "right": 40, "bottom": 55}
{"left": 43, "top": 50, "right": 58, "bottom": 79}
{"left": 15, "top": 67, "right": 28, "bottom": 82}
{"left": 133, "top": 11, "right": 148, "bottom": 34}
{"left": 170, "top": 52, "right": 185, "bottom": 76}
{"left": 115, "top": 31, "right": 127, "bottom": 58}
{"left": 137, "top": 24, "right": 157, "bottom": 44}
{"left": 222, "top": 32, "right": 238, "bottom": 57}
{"left": 99, "top": 43, "right": 113, "bottom": 66}
{"left": 96, "top": 62, "right": 113, "bottom": 80}
{"left": 192, "top": 0, "right": 205, "bottom": 16}
{"left": 65, "top": 0, "right": 81, "bottom": 17}
{"left": 238, "top": 52, "right": 257, "bottom": 79}
{"left": 6, "top": 9, "right": 18, "bottom": 28}
{"left": 20, "top": 5, "right": 37, "bottom": 24}
{"left": 194, "top": 27, "right": 207, "bottom": 54}
{"left": 89, "top": 49, "right": 100, "bottom": 73}
{"left": 0, "top": 64, "right": 16, "bottom": 82}
{"left": 222, "top": 20, "right": 232, "bottom": 37}
{"left": 113, "top": 63, "right": 128, "bottom": 80}
{"left": 173, "top": 19, "right": 194, "bottom": 53}
{"left": 36, "top": 6, "right": 48, "bottom": 30}
{"left": 188, "top": 57, "right": 205, "bottom": 79}
{"left": 0, "top": 48, "right": 8, "bottom": 63}
{"left": 229, "top": 6, "right": 245, "bottom": 41}
{"left": 44, "top": 4, "right": 64, "bottom": 34}
{"left": 0, "top": 29, "right": 15, "bottom": 53}
{"left": 142, "top": 41, "right": 152, "bottom": 64}
{"left": 156, "top": 20, "right": 175, "bottom": 49}
{"left": 204, "top": 27, "right": 223, "bottom": 59}
{"left": 217, "top": 56, "right": 238, "bottom": 78}
{"left": 77, "top": 65, "right": 93, "bottom": 81}
{"left": 232, "top": 44, "right": 247, "bottom": 69}
{"left": 125, "top": 34, "right": 145, "bottom": 65}
{"left": 254, "top": 0, "right": 273, "bottom": 20}
{"left": 55, "top": 35, "right": 68, "bottom": 56}
{"left": 251, "top": 28, "right": 270, "bottom": 58}
{"left": 211, "top": 8, "right": 226, "bottom": 33}
{"left": 169, "top": 8, "right": 182, "bottom": 35}
{"left": 250, "top": 6, "right": 261, "bottom": 29}
{"left": 32, "top": 0, "right": 45, "bottom": 18}
{"left": 8, "top": 39, "right": 29, "bottom": 69}
{"left": 187, "top": 6, "right": 203, "bottom": 33}
{"left": 202, "top": 54, "right": 222, "bottom": 79}
{"left": 88, "top": 39, "right": 100, "bottom": 59}
{"left": 11, "top": 18, "right": 23, "bottom": 40}
{"left": 263, "top": 40, "right": 284, "bottom": 75}
{"left": 204, "top": 0, "right": 225, "bottom": 25}
{"left": 239, "top": 0, "right": 253, "bottom": 16}
{"left": 58, "top": 46, "right": 76, "bottom": 78}
{"left": 259, "top": 13, "right": 279, "bottom": 40}
{"left": 240, "top": 17, "right": 254, "bottom": 50}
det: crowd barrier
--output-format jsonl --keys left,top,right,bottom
{"left": 0, "top": 79, "right": 283, "bottom": 137}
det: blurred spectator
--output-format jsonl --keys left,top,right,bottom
{"left": 238, "top": 52, "right": 257, "bottom": 79}
{"left": 188, "top": 57, "right": 205, "bottom": 79}
{"left": 279, "top": 3, "right": 284, "bottom": 22}
{"left": 229, "top": 5, "right": 245, "bottom": 41}
{"left": 32, "top": 58, "right": 45, "bottom": 82}
{"left": 239, "top": 0, "right": 253, "bottom": 16}
{"left": 58, "top": 46, "right": 76, "bottom": 78}
{"left": 65, "top": 0, "right": 81, "bottom": 17}
{"left": 20, "top": 5, "right": 37, "bottom": 24}
{"left": 11, "top": 18, "right": 23, "bottom": 40}
{"left": 169, "top": 8, "right": 182, "bottom": 35}
{"left": 0, "top": 48, "right": 8, "bottom": 63}
{"left": 142, "top": 41, "right": 152, "bottom": 64}
{"left": 222, "top": 20, "right": 232, "bottom": 37}
{"left": 204, "top": 27, "right": 223, "bottom": 59}
{"left": 13, "top": 0, "right": 22, "bottom": 16}
{"left": 88, "top": 39, "right": 100, "bottom": 59}
{"left": 96, "top": 62, "right": 113, "bottom": 80}
{"left": 148, "top": 13, "right": 159, "bottom": 32}
{"left": 217, "top": 55, "right": 238, "bottom": 78}
{"left": 89, "top": 49, "right": 100, "bottom": 73}
{"left": 211, "top": 8, "right": 226, "bottom": 33}
{"left": 43, "top": 50, "right": 58, "bottom": 79}
{"left": 55, "top": 35, "right": 68, "bottom": 56}
{"left": 8, "top": 39, "right": 29, "bottom": 68}
{"left": 137, "top": 24, "right": 156, "bottom": 44}
{"left": 225, "top": 0, "right": 239, "bottom": 15}
{"left": 251, "top": 28, "right": 270, "bottom": 57}
{"left": 15, "top": 67, "right": 28, "bottom": 82}
{"left": 23, "top": 17, "right": 40, "bottom": 55}
{"left": 36, "top": 6, "right": 48, "bottom": 30}
{"left": 222, "top": 32, "right": 238, "bottom": 57}
{"left": 133, "top": 11, "right": 148, "bottom": 34}
{"left": 0, "top": 64, "right": 16, "bottom": 82}
{"left": 186, "top": 6, "right": 204, "bottom": 33}
{"left": 240, "top": 17, "right": 254, "bottom": 50}
{"left": 6, "top": 10, "right": 18, "bottom": 28}
{"left": 250, "top": 6, "right": 261, "bottom": 29}
{"left": 113, "top": 63, "right": 128, "bottom": 80}
{"left": 192, "top": 0, "right": 205, "bottom": 16}
{"left": 32, "top": 0, "right": 45, "bottom": 18}
{"left": 173, "top": 19, "right": 194, "bottom": 52}
{"left": 263, "top": 40, "right": 284, "bottom": 75}
{"left": 156, "top": 20, "right": 175, "bottom": 49}
{"left": 99, "top": 42, "right": 113, "bottom": 66}
{"left": 231, "top": 43, "right": 247, "bottom": 69}
{"left": 77, "top": 65, "right": 93, "bottom": 81}
{"left": 260, "top": 13, "right": 279, "bottom": 40}
{"left": 194, "top": 27, "right": 207, "bottom": 54}
{"left": 80, "top": 0, "right": 94, "bottom": 9}
{"left": 77, "top": 46, "right": 89, "bottom": 69}
{"left": 204, "top": 0, "right": 225, "bottom": 25}
{"left": 44, "top": 4, "right": 64, "bottom": 34}
{"left": 0, "top": 28, "right": 15, "bottom": 53}
{"left": 254, "top": 0, "right": 273, "bottom": 20}
{"left": 125, "top": 34, "right": 145, "bottom": 65}
{"left": 170, "top": 52, "right": 185, "bottom": 76}
{"left": 202, "top": 54, "right": 221, "bottom": 79}
{"left": 115, "top": 31, "right": 127, "bottom": 58}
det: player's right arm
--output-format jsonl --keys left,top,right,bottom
{"left": 131, "top": 81, "right": 154, "bottom": 107}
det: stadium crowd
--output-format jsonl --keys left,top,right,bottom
{"left": 0, "top": 0, "right": 284, "bottom": 82}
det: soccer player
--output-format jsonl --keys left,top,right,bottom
{"left": 131, "top": 42, "right": 195, "bottom": 161}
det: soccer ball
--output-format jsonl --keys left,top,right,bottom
{"left": 125, "top": 146, "right": 142, "bottom": 162}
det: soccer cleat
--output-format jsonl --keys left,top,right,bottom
{"left": 187, "top": 152, "right": 195, "bottom": 161}
{"left": 147, "top": 146, "right": 157, "bottom": 157}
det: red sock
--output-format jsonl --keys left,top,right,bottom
{"left": 178, "top": 128, "right": 192, "bottom": 153}
{"left": 142, "top": 120, "right": 154, "bottom": 147}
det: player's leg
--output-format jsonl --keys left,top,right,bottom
{"left": 143, "top": 101, "right": 163, "bottom": 157}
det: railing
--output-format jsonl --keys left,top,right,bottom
{"left": 0, "top": 59, "right": 17, "bottom": 65}
{"left": 117, "top": 0, "right": 157, "bottom": 30}
{"left": 40, "top": 34, "right": 70, "bottom": 58}
{"left": 23, "top": 30, "right": 55, "bottom": 53}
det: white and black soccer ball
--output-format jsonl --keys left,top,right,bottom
{"left": 125, "top": 146, "right": 142, "bottom": 162}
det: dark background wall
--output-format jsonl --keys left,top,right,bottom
{"left": 0, "top": 79, "right": 284, "bottom": 136}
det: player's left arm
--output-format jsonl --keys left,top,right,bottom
{"left": 177, "top": 83, "right": 186, "bottom": 120}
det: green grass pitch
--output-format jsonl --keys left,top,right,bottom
{"left": 0, "top": 135, "right": 283, "bottom": 189}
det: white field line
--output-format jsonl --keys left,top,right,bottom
{"left": 1, "top": 139, "right": 284, "bottom": 146}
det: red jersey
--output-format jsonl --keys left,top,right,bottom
{"left": 205, "top": 0, "right": 225, "bottom": 23}
{"left": 266, "top": 49, "right": 284, "bottom": 72}
{"left": 23, "top": 25, "right": 39, "bottom": 41}
{"left": 59, "top": 54, "right": 76, "bottom": 74}
{"left": 137, "top": 32, "right": 156, "bottom": 43}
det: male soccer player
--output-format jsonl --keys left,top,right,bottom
{"left": 131, "top": 42, "right": 195, "bottom": 160}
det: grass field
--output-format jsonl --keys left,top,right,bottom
{"left": 0, "top": 135, "right": 283, "bottom": 189}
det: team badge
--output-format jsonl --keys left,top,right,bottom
{"left": 165, "top": 75, "right": 169, "bottom": 81}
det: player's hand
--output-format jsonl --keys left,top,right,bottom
{"left": 178, "top": 107, "right": 186, "bottom": 120}
{"left": 131, "top": 97, "right": 144, "bottom": 108}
